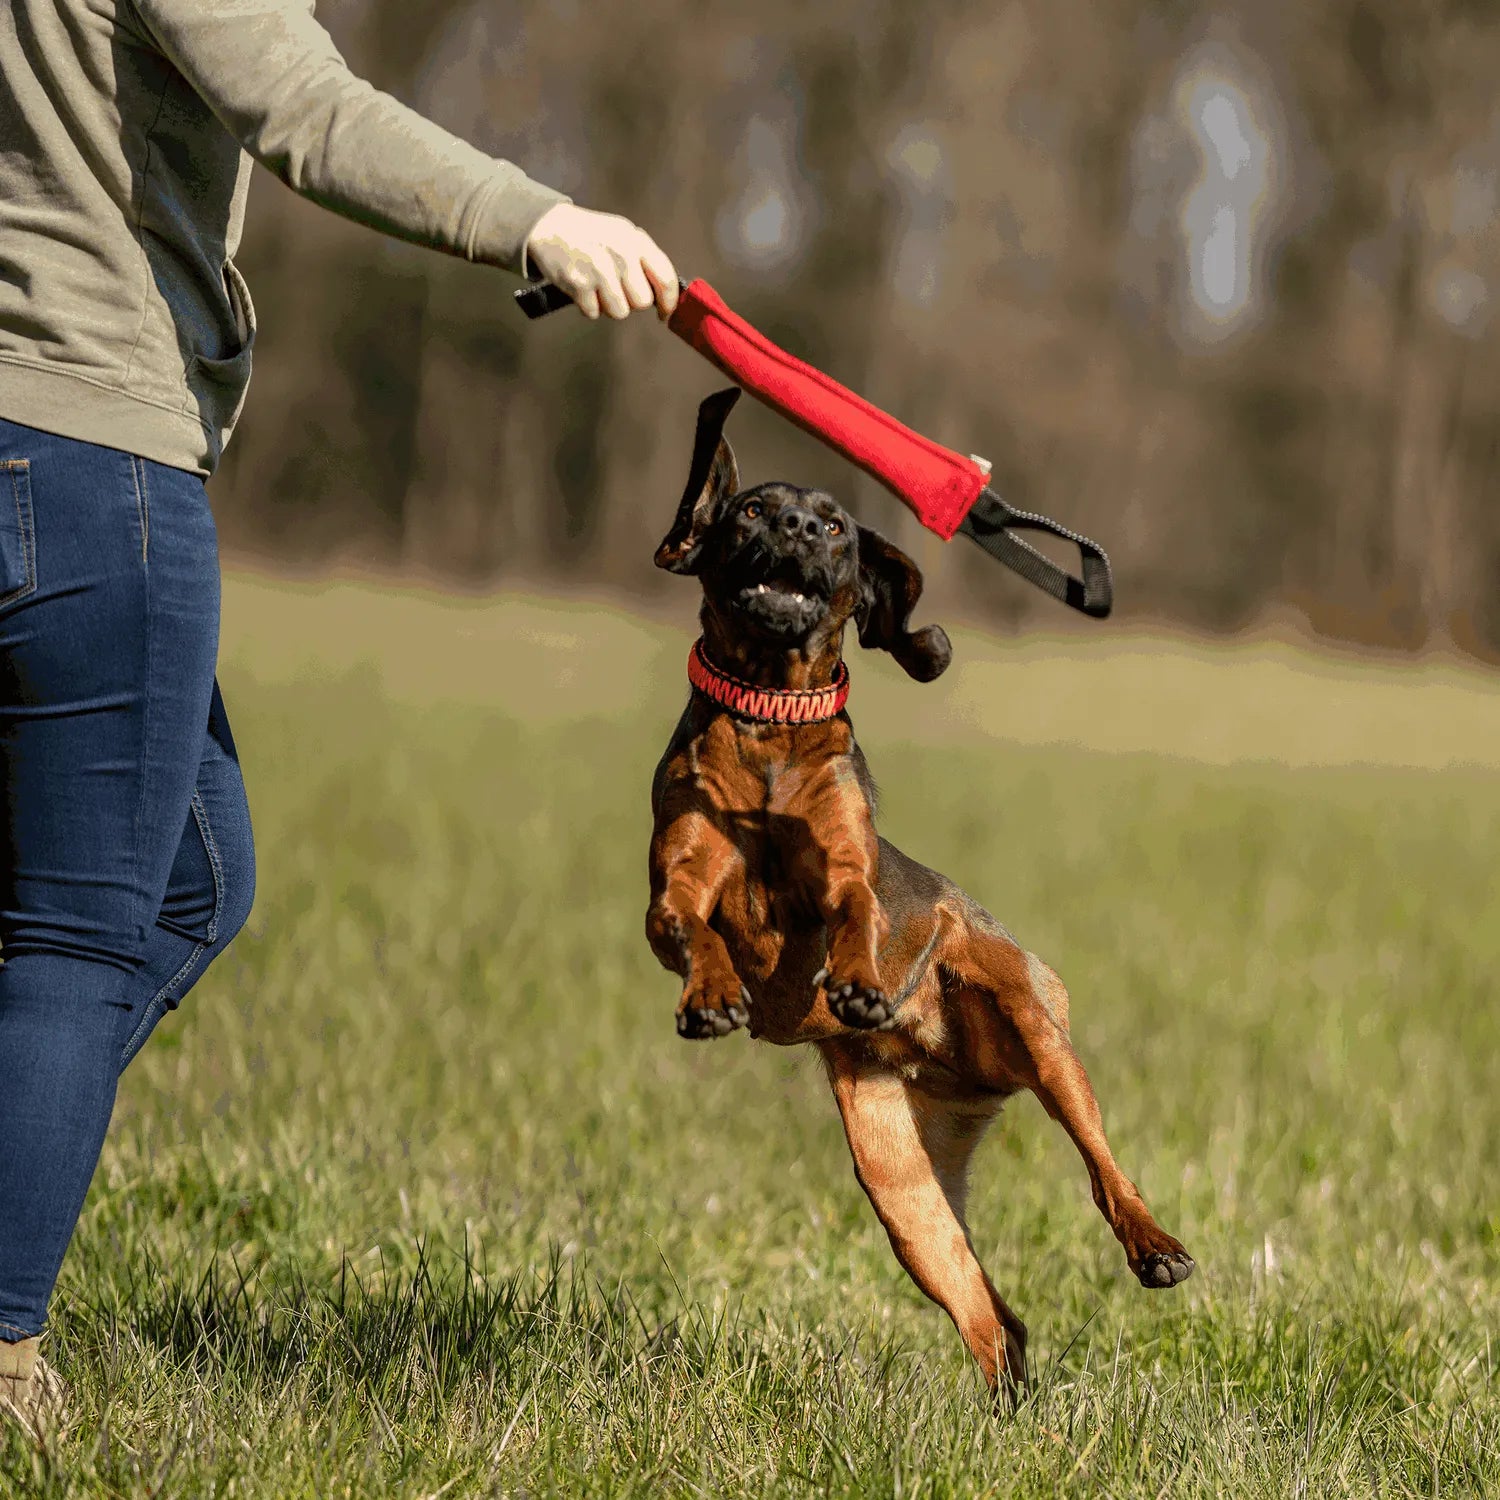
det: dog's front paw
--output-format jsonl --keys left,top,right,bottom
{"left": 676, "top": 977, "right": 751, "bottom": 1040}
{"left": 815, "top": 967, "right": 898, "bottom": 1031}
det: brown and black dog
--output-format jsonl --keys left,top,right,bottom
{"left": 646, "top": 389, "right": 1193, "bottom": 1393}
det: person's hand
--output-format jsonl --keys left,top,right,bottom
{"left": 524, "top": 204, "right": 680, "bottom": 322}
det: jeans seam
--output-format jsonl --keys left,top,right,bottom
{"left": 190, "top": 791, "right": 225, "bottom": 945}
{"left": 0, "top": 459, "right": 37, "bottom": 608}
{"left": 126, "top": 471, "right": 154, "bottom": 977}
{"left": 130, "top": 455, "right": 150, "bottom": 564}
{"left": 119, "top": 792, "right": 226, "bottom": 1065}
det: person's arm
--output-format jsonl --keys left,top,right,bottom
{"left": 130, "top": 0, "right": 677, "bottom": 318}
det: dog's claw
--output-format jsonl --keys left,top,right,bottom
{"left": 825, "top": 978, "right": 896, "bottom": 1031}
{"left": 811, "top": 966, "right": 829, "bottom": 988}
{"left": 1137, "top": 1251, "right": 1195, "bottom": 1289}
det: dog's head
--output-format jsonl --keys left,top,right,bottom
{"left": 655, "top": 389, "right": 951, "bottom": 681}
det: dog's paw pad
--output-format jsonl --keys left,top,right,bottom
{"left": 675, "top": 989, "right": 751, "bottom": 1040}
{"left": 1137, "top": 1251, "right": 1194, "bottom": 1289}
{"left": 825, "top": 979, "right": 895, "bottom": 1031}
{"left": 676, "top": 1007, "right": 735, "bottom": 1039}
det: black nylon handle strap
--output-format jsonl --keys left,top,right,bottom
{"left": 515, "top": 280, "right": 575, "bottom": 319}
{"left": 957, "top": 488, "right": 1113, "bottom": 618}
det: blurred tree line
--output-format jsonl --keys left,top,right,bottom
{"left": 215, "top": 0, "right": 1500, "bottom": 655}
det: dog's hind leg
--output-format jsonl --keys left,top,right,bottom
{"left": 823, "top": 1043, "right": 1027, "bottom": 1394}
{"left": 952, "top": 936, "right": 1194, "bottom": 1290}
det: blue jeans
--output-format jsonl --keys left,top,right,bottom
{"left": 0, "top": 416, "right": 255, "bottom": 1341}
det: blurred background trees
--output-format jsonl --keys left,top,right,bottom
{"left": 214, "top": 0, "right": 1500, "bottom": 656}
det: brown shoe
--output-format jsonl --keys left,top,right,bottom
{"left": 0, "top": 1335, "right": 68, "bottom": 1442}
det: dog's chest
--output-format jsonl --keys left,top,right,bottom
{"left": 674, "top": 719, "right": 867, "bottom": 1038}
{"left": 709, "top": 793, "right": 843, "bottom": 1043}
{"left": 715, "top": 809, "right": 821, "bottom": 949}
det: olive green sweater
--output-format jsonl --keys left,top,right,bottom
{"left": 0, "top": 0, "right": 569, "bottom": 475}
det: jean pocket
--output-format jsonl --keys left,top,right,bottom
{"left": 0, "top": 459, "right": 37, "bottom": 609}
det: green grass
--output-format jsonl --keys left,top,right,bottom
{"left": 4, "top": 583, "right": 1499, "bottom": 1497}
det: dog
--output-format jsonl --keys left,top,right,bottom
{"left": 645, "top": 389, "right": 1194, "bottom": 1393}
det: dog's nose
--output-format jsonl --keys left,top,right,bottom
{"left": 777, "top": 506, "right": 823, "bottom": 542}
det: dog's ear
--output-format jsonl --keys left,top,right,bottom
{"left": 655, "top": 388, "right": 742, "bottom": 575}
{"left": 854, "top": 525, "right": 952, "bottom": 681}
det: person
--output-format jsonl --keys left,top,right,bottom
{"left": 0, "top": 0, "right": 679, "bottom": 1438}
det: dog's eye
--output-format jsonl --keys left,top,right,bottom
{"left": 743, "top": 501, "right": 763, "bottom": 520}
{"left": 826, "top": 519, "right": 844, "bottom": 536}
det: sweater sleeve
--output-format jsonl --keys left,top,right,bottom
{"left": 130, "top": 0, "right": 569, "bottom": 275}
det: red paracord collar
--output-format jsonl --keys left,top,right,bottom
{"left": 687, "top": 640, "right": 849, "bottom": 725}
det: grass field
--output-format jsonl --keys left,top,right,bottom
{"left": 4, "top": 577, "right": 1499, "bottom": 1498}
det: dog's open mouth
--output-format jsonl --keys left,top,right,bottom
{"left": 741, "top": 578, "right": 813, "bottom": 606}
{"left": 730, "top": 564, "right": 829, "bottom": 638}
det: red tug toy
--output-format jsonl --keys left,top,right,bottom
{"left": 516, "top": 275, "right": 1112, "bottom": 618}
